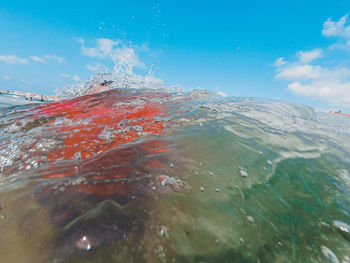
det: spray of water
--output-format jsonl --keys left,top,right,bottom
{"left": 56, "top": 45, "right": 181, "bottom": 99}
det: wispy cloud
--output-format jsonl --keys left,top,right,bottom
{"left": 0, "top": 54, "right": 64, "bottom": 65}
{"left": 275, "top": 61, "right": 350, "bottom": 106}
{"left": 0, "top": 55, "right": 28, "bottom": 65}
{"left": 72, "top": 76, "right": 81, "bottom": 82}
{"left": 61, "top": 73, "right": 80, "bottom": 82}
{"left": 276, "top": 64, "right": 321, "bottom": 80}
{"left": 274, "top": 14, "right": 350, "bottom": 108}
{"left": 61, "top": 73, "right": 71, "bottom": 78}
{"left": 74, "top": 37, "right": 85, "bottom": 45}
{"left": 287, "top": 81, "right": 350, "bottom": 104}
{"left": 43, "top": 55, "right": 65, "bottom": 63}
{"left": 323, "top": 15, "right": 350, "bottom": 51}
{"left": 1, "top": 75, "right": 12, "bottom": 80}
{"left": 274, "top": 57, "right": 286, "bottom": 67}
{"left": 82, "top": 39, "right": 121, "bottom": 59}
{"left": 81, "top": 38, "right": 146, "bottom": 69}
{"left": 322, "top": 14, "right": 350, "bottom": 38}
{"left": 29, "top": 56, "right": 46, "bottom": 63}
{"left": 20, "top": 79, "right": 31, "bottom": 85}
{"left": 30, "top": 55, "right": 65, "bottom": 63}
{"left": 297, "top": 49, "right": 323, "bottom": 63}
{"left": 86, "top": 63, "right": 104, "bottom": 71}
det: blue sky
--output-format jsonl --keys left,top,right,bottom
{"left": 1, "top": 0, "right": 350, "bottom": 111}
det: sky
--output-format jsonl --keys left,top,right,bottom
{"left": 1, "top": 0, "right": 350, "bottom": 111}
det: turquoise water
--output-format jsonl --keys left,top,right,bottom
{"left": 0, "top": 87, "right": 349, "bottom": 262}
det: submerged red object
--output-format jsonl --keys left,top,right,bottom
{"left": 329, "top": 110, "right": 350, "bottom": 118}
{"left": 38, "top": 91, "right": 167, "bottom": 163}
{"left": 33, "top": 89, "right": 171, "bottom": 198}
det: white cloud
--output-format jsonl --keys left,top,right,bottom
{"left": 298, "top": 49, "right": 323, "bottom": 63}
{"left": 276, "top": 63, "right": 350, "bottom": 105}
{"left": 29, "top": 56, "right": 46, "bottom": 63}
{"left": 322, "top": 14, "right": 350, "bottom": 38}
{"left": 288, "top": 81, "right": 350, "bottom": 104}
{"left": 0, "top": 55, "right": 28, "bottom": 65}
{"left": 86, "top": 63, "right": 103, "bottom": 71}
{"left": 61, "top": 73, "right": 81, "bottom": 82}
{"left": 274, "top": 14, "right": 350, "bottom": 107}
{"left": 274, "top": 57, "right": 286, "bottom": 67}
{"left": 74, "top": 37, "right": 85, "bottom": 45}
{"left": 1, "top": 75, "right": 12, "bottom": 80}
{"left": 61, "top": 73, "right": 71, "bottom": 78}
{"left": 29, "top": 55, "right": 65, "bottom": 63}
{"left": 72, "top": 76, "right": 81, "bottom": 82}
{"left": 43, "top": 55, "right": 65, "bottom": 63}
{"left": 276, "top": 65, "right": 321, "bottom": 80}
{"left": 82, "top": 39, "right": 121, "bottom": 58}
{"left": 81, "top": 38, "right": 145, "bottom": 69}
{"left": 20, "top": 79, "right": 31, "bottom": 85}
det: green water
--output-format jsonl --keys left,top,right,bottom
{"left": 0, "top": 93, "right": 349, "bottom": 262}
{"left": 152, "top": 121, "right": 350, "bottom": 262}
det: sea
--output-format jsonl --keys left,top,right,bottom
{"left": 0, "top": 69, "right": 349, "bottom": 263}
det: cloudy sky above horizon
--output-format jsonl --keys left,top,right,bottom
{"left": 1, "top": 0, "right": 350, "bottom": 111}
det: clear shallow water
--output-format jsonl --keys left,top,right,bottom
{"left": 0, "top": 84, "right": 349, "bottom": 262}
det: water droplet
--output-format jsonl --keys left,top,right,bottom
{"left": 321, "top": 245, "right": 339, "bottom": 263}
{"left": 73, "top": 151, "right": 82, "bottom": 160}
{"left": 158, "top": 225, "right": 167, "bottom": 237}
{"left": 158, "top": 175, "right": 166, "bottom": 186}
{"left": 155, "top": 245, "right": 165, "bottom": 259}
{"left": 76, "top": 235, "right": 92, "bottom": 251}
{"left": 239, "top": 170, "right": 248, "bottom": 177}
{"left": 158, "top": 175, "right": 183, "bottom": 187}
{"left": 332, "top": 220, "right": 350, "bottom": 241}
{"left": 246, "top": 216, "right": 254, "bottom": 223}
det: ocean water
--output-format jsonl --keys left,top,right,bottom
{"left": 0, "top": 74, "right": 349, "bottom": 262}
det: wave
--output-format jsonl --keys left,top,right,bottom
{"left": 0, "top": 63, "right": 349, "bottom": 262}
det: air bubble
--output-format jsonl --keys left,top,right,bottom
{"left": 158, "top": 225, "right": 167, "bottom": 237}
{"left": 321, "top": 245, "right": 339, "bottom": 263}
{"left": 246, "top": 216, "right": 254, "bottom": 223}
{"left": 76, "top": 235, "right": 92, "bottom": 251}
{"left": 239, "top": 169, "right": 248, "bottom": 177}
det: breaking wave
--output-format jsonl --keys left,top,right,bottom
{"left": 0, "top": 61, "right": 349, "bottom": 262}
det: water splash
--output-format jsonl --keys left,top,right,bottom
{"left": 56, "top": 48, "right": 181, "bottom": 99}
